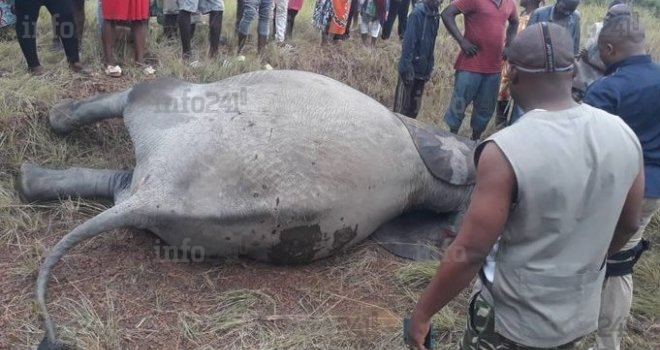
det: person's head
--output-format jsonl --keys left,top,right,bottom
{"left": 520, "top": 0, "right": 543, "bottom": 10}
{"left": 607, "top": 0, "right": 625, "bottom": 9}
{"left": 604, "top": 3, "right": 631, "bottom": 21}
{"left": 598, "top": 14, "right": 646, "bottom": 68}
{"left": 505, "top": 22, "right": 576, "bottom": 111}
{"left": 554, "top": 0, "right": 580, "bottom": 19}
{"left": 425, "top": 0, "right": 441, "bottom": 11}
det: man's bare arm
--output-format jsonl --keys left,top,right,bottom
{"left": 441, "top": 4, "right": 478, "bottom": 56}
{"left": 410, "top": 142, "right": 515, "bottom": 321}
{"left": 608, "top": 168, "right": 644, "bottom": 255}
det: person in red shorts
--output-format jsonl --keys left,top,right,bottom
{"left": 102, "top": 0, "right": 155, "bottom": 77}
{"left": 441, "top": 0, "right": 519, "bottom": 140}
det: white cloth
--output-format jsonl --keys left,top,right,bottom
{"left": 360, "top": 17, "right": 380, "bottom": 38}
{"left": 273, "top": 0, "right": 288, "bottom": 42}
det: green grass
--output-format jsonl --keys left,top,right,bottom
{"left": 0, "top": 1, "right": 659, "bottom": 349}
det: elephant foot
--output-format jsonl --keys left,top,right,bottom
{"left": 16, "top": 163, "right": 52, "bottom": 203}
{"left": 48, "top": 99, "right": 78, "bottom": 135}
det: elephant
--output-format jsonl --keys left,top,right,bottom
{"left": 17, "top": 70, "right": 477, "bottom": 349}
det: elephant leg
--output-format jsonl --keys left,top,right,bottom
{"left": 49, "top": 88, "right": 132, "bottom": 135}
{"left": 17, "top": 162, "right": 133, "bottom": 203}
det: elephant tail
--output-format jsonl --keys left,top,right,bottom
{"left": 35, "top": 200, "right": 139, "bottom": 350}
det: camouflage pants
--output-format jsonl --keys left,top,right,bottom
{"left": 458, "top": 292, "right": 579, "bottom": 350}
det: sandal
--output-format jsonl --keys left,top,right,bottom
{"left": 104, "top": 65, "right": 122, "bottom": 77}
{"left": 142, "top": 65, "right": 156, "bottom": 75}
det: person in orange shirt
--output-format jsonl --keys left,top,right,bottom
{"left": 495, "top": 0, "right": 543, "bottom": 128}
{"left": 312, "top": 0, "right": 351, "bottom": 44}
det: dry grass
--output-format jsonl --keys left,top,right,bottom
{"left": 0, "top": 1, "right": 659, "bottom": 349}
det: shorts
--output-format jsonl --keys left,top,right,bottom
{"left": 178, "top": 0, "right": 224, "bottom": 13}
{"left": 155, "top": 0, "right": 202, "bottom": 22}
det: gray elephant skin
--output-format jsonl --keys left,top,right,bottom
{"left": 17, "top": 70, "right": 476, "bottom": 349}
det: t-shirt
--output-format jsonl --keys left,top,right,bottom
{"left": 453, "top": 0, "right": 518, "bottom": 74}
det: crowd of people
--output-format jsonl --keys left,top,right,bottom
{"left": 1, "top": 0, "right": 659, "bottom": 350}
{"left": 0, "top": 0, "right": 417, "bottom": 74}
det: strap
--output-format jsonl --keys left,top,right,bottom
{"left": 479, "top": 268, "right": 494, "bottom": 291}
{"left": 540, "top": 22, "right": 556, "bottom": 73}
{"left": 606, "top": 239, "right": 651, "bottom": 277}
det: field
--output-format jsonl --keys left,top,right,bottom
{"left": 0, "top": 1, "right": 659, "bottom": 349}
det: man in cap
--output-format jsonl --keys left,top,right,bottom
{"left": 406, "top": 22, "right": 644, "bottom": 350}
{"left": 583, "top": 13, "right": 660, "bottom": 350}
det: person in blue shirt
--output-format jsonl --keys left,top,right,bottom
{"left": 527, "top": 0, "right": 581, "bottom": 54}
{"left": 583, "top": 14, "right": 660, "bottom": 350}
{"left": 393, "top": 0, "right": 441, "bottom": 119}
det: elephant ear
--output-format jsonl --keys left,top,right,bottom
{"left": 370, "top": 210, "right": 458, "bottom": 261}
{"left": 395, "top": 114, "right": 477, "bottom": 186}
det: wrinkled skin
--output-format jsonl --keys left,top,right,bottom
{"left": 19, "top": 70, "right": 476, "bottom": 349}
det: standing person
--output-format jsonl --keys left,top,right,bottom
{"left": 97, "top": 0, "right": 103, "bottom": 33}
{"left": 272, "top": 0, "right": 292, "bottom": 47}
{"left": 338, "top": 0, "right": 359, "bottom": 40}
{"left": 178, "top": 0, "right": 224, "bottom": 61}
{"left": 285, "top": 0, "right": 303, "bottom": 39}
{"left": 393, "top": 0, "right": 440, "bottom": 119}
{"left": 155, "top": 0, "right": 203, "bottom": 41}
{"left": 583, "top": 14, "right": 659, "bottom": 350}
{"left": 358, "top": 0, "right": 388, "bottom": 46}
{"left": 494, "top": 0, "right": 543, "bottom": 128}
{"left": 527, "top": 0, "right": 580, "bottom": 54}
{"left": 573, "top": 0, "right": 627, "bottom": 101}
{"left": 381, "top": 0, "right": 410, "bottom": 41}
{"left": 101, "top": 0, "right": 154, "bottom": 76}
{"left": 441, "top": 0, "right": 519, "bottom": 140}
{"left": 50, "top": 0, "right": 84, "bottom": 51}
{"left": 312, "top": 0, "right": 350, "bottom": 45}
{"left": 235, "top": 0, "right": 244, "bottom": 35}
{"left": 236, "top": 0, "right": 273, "bottom": 67}
{"left": 15, "top": 0, "right": 88, "bottom": 75}
{"left": 406, "top": 23, "right": 644, "bottom": 350}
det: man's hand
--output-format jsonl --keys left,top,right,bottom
{"left": 460, "top": 40, "right": 478, "bottom": 56}
{"left": 406, "top": 313, "right": 431, "bottom": 350}
{"left": 578, "top": 47, "right": 588, "bottom": 60}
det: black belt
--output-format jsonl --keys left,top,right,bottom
{"left": 606, "top": 239, "right": 651, "bottom": 277}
